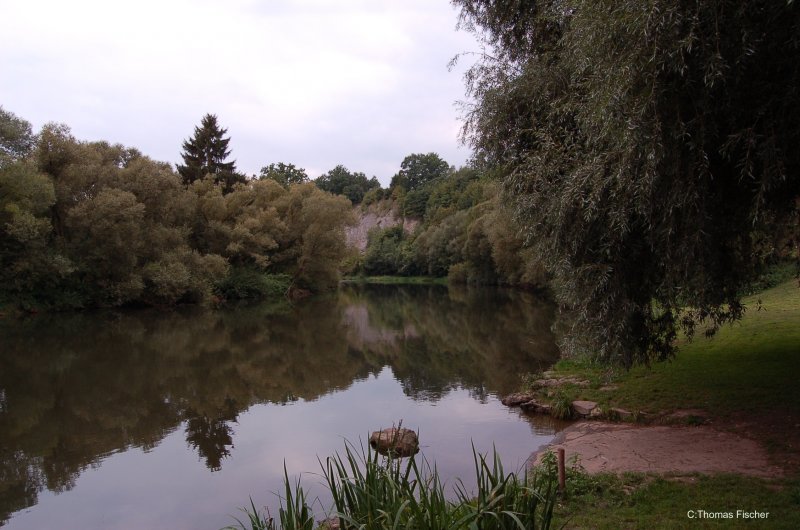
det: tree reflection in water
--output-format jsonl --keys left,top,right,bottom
{"left": 184, "top": 398, "right": 239, "bottom": 471}
{"left": 0, "top": 284, "right": 558, "bottom": 524}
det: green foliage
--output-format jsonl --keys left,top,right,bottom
{"left": 0, "top": 110, "right": 354, "bottom": 310}
{"left": 359, "top": 166, "right": 546, "bottom": 286}
{"left": 65, "top": 187, "right": 148, "bottom": 304}
{"left": 424, "top": 166, "right": 482, "bottom": 222}
{"left": 190, "top": 177, "right": 283, "bottom": 267}
{"left": 177, "top": 113, "right": 244, "bottom": 192}
{"left": 0, "top": 106, "right": 36, "bottom": 166}
{"left": 454, "top": 0, "right": 800, "bottom": 365}
{"left": 142, "top": 248, "right": 228, "bottom": 304}
{"left": 414, "top": 210, "right": 470, "bottom": 277}
{"left": 362, "top": 226, "right": 410, "bottom": 276}
{"left": 447, "top": 262, "right": 469, "bottom": 284}
{"left": 259, "top": 162, "right": 309, "bottom": 188}
{"left": 0, "top": 158, "right": 73, "bottom": 307}
{"left": 549, "top": 392, "right": 573, "bottom": 420}
{"left": 390, "top": 152, "right": 451, "bottom": 191}
{"left": 740, "top": 261, "right": 799, "bottom": 297}
{"left": 217, "top": 268, "right": 291, "bottom": 300}
{"left": 402, "top": 187, "right": 430, "bottom": 218}
{"left": 314, "top": 165, "right": 380, "bottom": 204}
{"left": 360, "top": 187, "right": 390, "bottom": 207}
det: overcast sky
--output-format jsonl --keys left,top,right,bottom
{"left": 0, "top": 0, "right": 479, "bottom": 185}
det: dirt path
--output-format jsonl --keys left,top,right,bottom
{"left": 535, "top": 421, "right": 784, "bottom": 478}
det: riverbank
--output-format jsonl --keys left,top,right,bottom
{"left": 522, "top": 278, "right": 800, "bottom": 528}
{"left": 341, "top": 275, "right": 447, "bottom": 285}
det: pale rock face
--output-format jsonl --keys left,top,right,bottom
{"left": 346, "top": 204, "right": 419, "bottom": 251}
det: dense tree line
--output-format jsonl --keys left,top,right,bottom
{"left": 314, "top": 164, "right": 381, "bottom": 204}
{"left": 0, "top": 108, "right": 353, "bottom": 310}
{"left": 351, "top": 158, "right": 547, "bottom": 288}
{"left": 452, "top": 0, "right": 800, "bottom": 365}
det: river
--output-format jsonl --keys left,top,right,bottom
{"left": 0, "top": 283, "right": 565, "bottom": 529}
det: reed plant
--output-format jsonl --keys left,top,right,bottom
{"left": 226, "top": 441, "right": 556, "bottom": 530}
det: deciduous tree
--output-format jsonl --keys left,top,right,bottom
{"left": 314, "top": 164, "right": 379, "bottom": 204}
{"left": 258, "top": 162, "right": 309, "bottom": 188}
{"left": 0, "top": 107, "right": 36, "bottom": 167}
{"left": 390, "top": 152, "right": 451, "bottom": 191}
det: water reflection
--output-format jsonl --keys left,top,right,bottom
{"left": 0, "top": 284, "right": 559, "bottom": 527}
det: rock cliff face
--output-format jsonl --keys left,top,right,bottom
{"left": 346, "top": 202, "right": 419, "bottom": 251}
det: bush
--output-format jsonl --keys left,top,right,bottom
{"left": 363, "top": 226, "right": 411, "bottom": 276}
{"left": 216, "top": 267, "right": 291, "bottom": 300}
{"left": 448, "top": 262, "right": 469, "bottom": 284}
{"left": 550, "top": 392, "right": 574, "bottom": 420}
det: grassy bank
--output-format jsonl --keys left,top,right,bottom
{"left": 550, "top": 467, "right": 800, "bottom": 529}
{"left": 526, "top": 278, "right": 800, "bottom": 528}
{"left": 526, "top": 279, "right": 800, "bottom": 421}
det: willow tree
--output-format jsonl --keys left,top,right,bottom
{"left": 453, "top": 0, "right": 800, "bottom": 365}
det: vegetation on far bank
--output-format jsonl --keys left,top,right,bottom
{"left": 0, "top": 109, "right": 355, "bottom": 312}
{"left": 341, "top": 275, "right": 448, "bottom": 286}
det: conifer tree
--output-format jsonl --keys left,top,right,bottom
{"left": 177, "top": 114, "right": 243, "bottom": 191}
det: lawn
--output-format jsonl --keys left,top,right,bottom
{"left": 553, "top": 472, "right": 800, "bottom": 529}
{"left": 545, "top": 279, "right": 800, "bottom": 420}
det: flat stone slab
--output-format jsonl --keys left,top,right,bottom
{"left": 571, "top": 400, "right": 598, "bottom": 416}
{"left": 534, "top": 421, "right": 783, "bottom": 477}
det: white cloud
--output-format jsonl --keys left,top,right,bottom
{"left": 0, "top": 0, "right": 477, "bottom": 184}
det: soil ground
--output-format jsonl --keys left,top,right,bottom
{"left": 534, "top": 419, "right": 786, "bottom": 478}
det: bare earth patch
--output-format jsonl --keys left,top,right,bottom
{"left": 536, "top": 420, "right": 784, "bottom": 478}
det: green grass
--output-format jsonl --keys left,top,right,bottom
{"left": 341, "top": 275, "right": 448, "bottom": 286}
{"left": 530, "top": 450, "right": 800, "bottom": 529}
{"left": 538, "top": 279, "right": 800, "bottom": 419}
{"left": 553, "top": 472, "right": 800, "bottom": 529}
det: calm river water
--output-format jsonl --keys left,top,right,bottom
{"left": 0, "top": 284, "right": 565, "bottom": 529}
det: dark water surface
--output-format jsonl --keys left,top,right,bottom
{"left": 0, "top": 284, "right": 565, "bottom": 529}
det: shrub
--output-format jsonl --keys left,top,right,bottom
{"left": 217, "top": 267, "right": 291, "bottom": 300}
{"left": 550, "top": 392, "right": 573, "bottom": 420}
